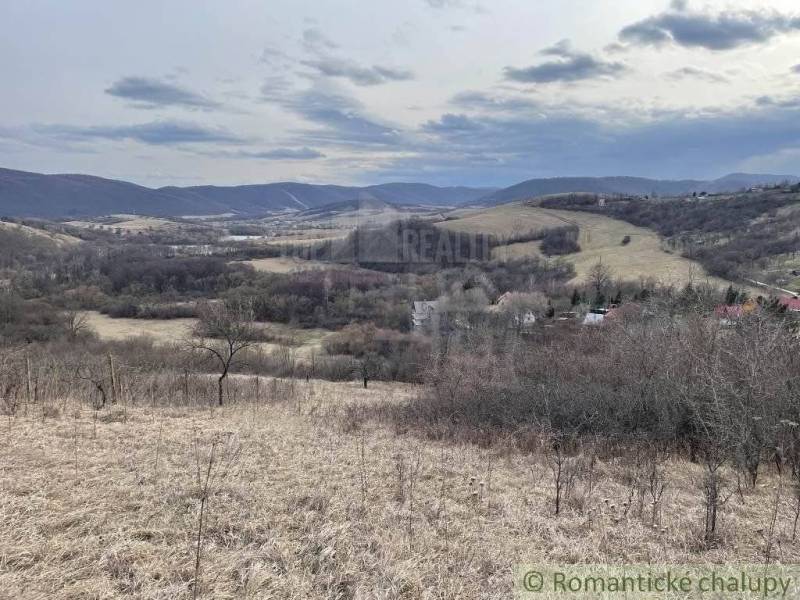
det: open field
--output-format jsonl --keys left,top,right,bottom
{"left": 269, "top": 232, "right": 348, "bottom": 246}
{"left": 82, "top": 311, "right": 333, "bottom": 358}
{"left": 300, "top": 208, "right": 447, "bottom": 229}
{"left": 440, "top": 204, "right": 734, "bottom": 287}
{"left": 0, "top": 221, "right": 82, "bottom": 247}
{"left": 83, "top": 311, "right": 197, "bottom": 342}
{"left": 0, "top": 380, "right": 796, "bottom": 599}
{"left": 760, "top": 253, "right": 800, "bottom": 294}
{"left": 240, "top": 256, "right": 329, "bottom": 273}
{"left": 66, "top": 215, "right": 182, "bottom": 233}
{"left": 438, "top": 202, "right": 570, "bottom": 237}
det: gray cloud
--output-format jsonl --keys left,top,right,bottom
{"left": 265, "top": 86, "right": 403, "bottom": 148}
{"left": 451, "top": 90, "right": 541, "bottom": 112}
{"left": 199, "top": 147, "right": 325, "bottom": 161}
{"left": 105, "top": 77, "right": 219, "bottom": 109}
{"left": 37, "top": 121, "right": 244, "bottom": 146}
{"left": 620, "top": 6, "right": 800, "bottom": 50}
{"left": 793, "top": 64, "right": 800, "bottom": 74}
{"left": 294, "top": 28, "right": 414, "bottom": 87}
{"left": 302, "top": 28, "right": 339, "bottom": 53}
{"left": 504, "top": 40, "right": 626, "bottom": 83}
{"left": 423, "top": 113, "right": 483, "bottom": 133}
{"left": 362, "top": 94, "right": 800, "bottom": 186}
{"left": 424, "top": 0, "right": 484, "bottom": 11}
{"left": 245, "top": 147, "right": 324, "bottom": 160}
{"left": 666, "top": 66, "right": 729, "bottom": 83}
{"left": 301, "top": 58, "right": 414, "bottom": 86}
{"left": 425, "top": 0, "right": 461, "bottom": 7}
{"left": 755, "top": 94, "right": 800, "bottom": 110}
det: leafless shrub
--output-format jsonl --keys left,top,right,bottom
{"left": 546, "top": 431, "right": 582, "bottom": 516}
{"left": 191, "top": 431, "right": 243, "bottom": 599}
{"left": 190, "top": 301, "right": 255, "bottom": 406}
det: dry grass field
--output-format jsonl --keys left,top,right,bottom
{"left": 82, "top": 311, "right": 332, "bottom": 359}
{"left": 440, "top": 204, "right": 733, "bottom": 287}
{"left": 0, "top": 221, "right": 82, "bottom": 247}
{"left": 83, "top": 311, "right": 198, "bottom": 342}
{"left": 438, "top": 202, "right": 570, "bottom": 237}
{"left": 241, "top": 257, "right": 329, "bottom": 274}
{"left": 66, "top": 215, "right": 181, "bottom": 234}
{"left": 0, "top": 378, "right": 797, "bottom": 599}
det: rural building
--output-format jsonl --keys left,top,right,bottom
{"left": 779, "top": 296, "right": 800, "bottom": 312}
{"left": 493, "top": 291, "right": 537, "bottom": 329}
{"left": 714, "top": 298, "right": 759, "bottom": 324}
{"left": 582, "top": 307, "right": 614, "bottom": 325}
{"left": 412, "top": 300, "right": 440, "bottom": 332}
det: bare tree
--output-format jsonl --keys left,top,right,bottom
{"left": 354, "top": 352, "right": 384, "bottom": 389}
{"left": 74, "top": 364, "right": 109, "bottom": 409}
{"left": 587, "top": 260, "right": 613, "bottom": 301}
{"left": 191, "top": 302, "right": 255, "bottom": 407}
{"left": 64, "top": 310, "right": 90, "bottom": 341}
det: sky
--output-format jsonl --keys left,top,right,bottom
{"left": 2, "top": 0, "right": 800, "bottom": 188}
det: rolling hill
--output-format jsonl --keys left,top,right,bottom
{"left": 0, "top": 168, "right": 494, "bottom": 218}
{"left": 478, "top": 173, "right": 800, "bottom": 206}
{"left": 2, "top": 166, "right": 798, "bottom": 218}
{"left": 438, "top": 203, "right": 737, "bottom": 288}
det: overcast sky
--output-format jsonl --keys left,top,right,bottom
{"left": 2, "top": 0, "right": 800, "bottom": 187}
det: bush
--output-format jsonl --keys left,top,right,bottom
{"left": 540, "top": 226, "right": 581, "bottom": 256}
{"left": 0, "top": 293, "right": 71, "bottom": 343}
{"left": 322, "top": 323, "right": 430, "bottom": 382}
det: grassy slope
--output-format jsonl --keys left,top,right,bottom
{"left": 65, "top": 215, "right": 181, "bottom": 233}
{"left": 0, "top": 381, "right": 793, "bottom": 598}
{"left": 439, "top": 203, "right": 733, "bottom": 288}
{"left": 241, "top": 256, "right": 330, "bottom": 273}
{"left": 0, "top": 220, "right": 82, "bottom": 247}
{"left": 82, "top": 311, "right": 331, "bottom": 357}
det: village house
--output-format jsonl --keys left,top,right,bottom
{"left": 714, "top": 298, "right": 759, "bottom": 324}
{"left": 491, "top": 291, "right": 537, "bottom": 329}
{"left": 412, "top": 300, "right": 440, "bottom": 332}
{"left": 582, "top": 307, "right": 614, "bottom": 325}
{"left": 779, "top": 296, "right": 800, "bottom": 313}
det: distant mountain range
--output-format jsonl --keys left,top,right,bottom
{"left": 0, "top": 167, "right": 797, "bottom": 218}
{"left": 0, "top": 168, "right": 495, "bottom": 218}
{"left": 477, "top": 173, "right": 800, "bottom": 206}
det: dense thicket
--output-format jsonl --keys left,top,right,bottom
{"left": 540, "top": 225, "right": 581, "bottom": 256}
{"left": 539, "top": 192, "right": 798, "bottom": 236}
{"left": 399, "top": 309, "right": 800, "bottom": 469}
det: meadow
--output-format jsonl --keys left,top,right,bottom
{"left": 439, "top": 204, "right": 732, "bottom": 287}
{"left": 1, "top": 376, "right": 796, "bottom": 599}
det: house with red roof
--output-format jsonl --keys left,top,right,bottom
{"left": 714, "top": 298, "right": 759, "bottom": 324}
{"left": 778, "top": 296, "right": 800, "bottom": 312}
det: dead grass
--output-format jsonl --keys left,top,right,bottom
{"left": 1, "top": 379, "right": 797, "bottom": 599}
{"left": 82, "top": 311, "right": 332, "bottom": 359}
{"left": 241, "top": 257, "right": 329, "bottom": 274}
{"left": 439, "top": 204, "right": 734, "bottom": 288}
{"left": 82, "top": 311, "right": 198, "bottom": 342}
{"left": 0, "top": 221, "right": 82, "bottom": 247}
{"left": 66, "top": 215, "right": 181, "bottom": 233}
{"left": 438, "top": 202, "right": 569, "bottom": 236}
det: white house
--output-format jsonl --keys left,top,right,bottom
{"left": 494, "top": 291, "right": 537, "bottom": 329}
{"left": 412, "top": 300, "right": 440, "bottom": 331}
{"left": 582, "top": 307, "right": 611, "bottom": 325}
